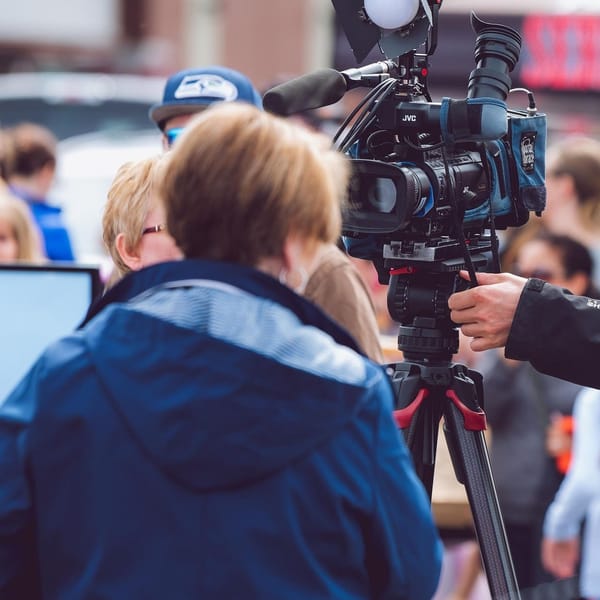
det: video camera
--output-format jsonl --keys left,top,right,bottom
{"left": 264, "top": 0, "right": 546, "bottom": 286}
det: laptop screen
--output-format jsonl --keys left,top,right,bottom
{"left": 0, "top": 263, "right": 101, "bottom": 403}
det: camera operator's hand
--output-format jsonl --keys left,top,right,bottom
{"left": 448, "top": 271, "right": 527, "bottom": 351}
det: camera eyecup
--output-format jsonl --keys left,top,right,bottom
{"left": 467, "top": 12, "right": 522, "bottom": 101}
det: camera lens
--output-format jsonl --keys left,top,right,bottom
{"left": 367, "top": 177, "right": 397, "bottom": 213}
{"left": 467, "top": 13, "right": 522, "bottom": 101}
{"left": 344, "top": 160, "right": 432, "bottom": 233}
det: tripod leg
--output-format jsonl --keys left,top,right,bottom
{"left": 391, "top": 363, "right": 444, "bottom": 498}
{"left": 443, "top": 369, "right": 520, "bottom": 600}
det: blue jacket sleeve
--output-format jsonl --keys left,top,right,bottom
{"left": 364, "top": 381, "right": 443, "bottom": 600}
{"left": 543, "top": 388, "right": 600, "bottom": 539}
{"left": 0, "top": 363, "right": 42, "bottom": 599}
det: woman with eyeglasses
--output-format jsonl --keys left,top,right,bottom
{"left": 0, "top": 103, "right": 442, "bottom": 600}
{"left": 101, "top": 154, "right": 183, "bottom": 287}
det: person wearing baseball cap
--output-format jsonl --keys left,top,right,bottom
{"left": 147, "top": 65, "right": 384, "bottom": 362}
{"left": 149, "top": 66, "right": 263, "bottom": 149}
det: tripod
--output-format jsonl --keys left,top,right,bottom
{"left": 385, "top": 265, "right": 521, "bottom": 600}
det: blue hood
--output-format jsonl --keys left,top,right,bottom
{"left": 81, "top": 263, "right": 386, "bottom": 491}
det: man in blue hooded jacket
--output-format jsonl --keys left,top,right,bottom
{"left": 0, "top": 102, "right": 442, "bottom": 599}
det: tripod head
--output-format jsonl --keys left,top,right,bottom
{"left": 381, "top": 234, "right": 520, "bottom": 599}
{"left": 384, "top": 237, "right": 489, "bottom": 362}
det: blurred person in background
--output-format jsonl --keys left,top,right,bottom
{"left": 0, "top": 195, "right": 45, "bottom": 263}
{"left": 448, "top": 231, "right": 597, "bottom": 599}
{"left": 149, "top": 65, "right": 263, "bottom": 150}
{"left": 542, "top": 384, "right": 600, "bottom": 600}
{"left": 102, "top": 154, "right": 182, "bottom": 288}
{"left": 0, "top": 102, "right": 442, "bottom": 600}
{"left": 149, "top": 65, "right": 383, "bottom": 361}
{"left": 8, "top": 122, "right": 74, "bottom": 262}
{"left": 501, "top": 136, "right": 600, "bottom": 286}
{"left": 0, "top": 130, "right": 44, "bottom": 263}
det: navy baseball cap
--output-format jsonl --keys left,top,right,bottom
{"left": 149, "top": 66, "right": 263, "bottom": 130}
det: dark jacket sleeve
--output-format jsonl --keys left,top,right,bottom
{"left": 505, "top": 278, "right": 600, "bottom": 388}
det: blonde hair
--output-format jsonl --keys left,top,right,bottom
{"left": 0, "top": 194, "right": 45, "bottom": 262}
{"left": 102, "top": 155, "right": 168, "bottom": 278}
{"left": 160, "top": 103, "right": 349, "bottom": 266}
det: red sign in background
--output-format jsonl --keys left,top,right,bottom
{"left": 521, "top": 15, "right": 600, "bottom": 91}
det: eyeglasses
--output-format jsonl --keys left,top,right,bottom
{"left": 165, "top": 127, "right": 185, "bottom": 148}
{"left": 142, "top": 224, "right": 166, "bottom": 235}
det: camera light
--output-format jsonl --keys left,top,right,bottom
{"left": 364, "top": 0, "right": 421, "bottom": 30}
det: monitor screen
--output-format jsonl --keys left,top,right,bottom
{"left": 0, "top": 263, "right": 101, "bottom": 403}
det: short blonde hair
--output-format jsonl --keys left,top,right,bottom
{"left": 160, "top": 103, "right": 349, "bottom": 266}
{"left": 0, "top": 194, "right": 44, "bottom": 262}
{"left": 103, "top": 155, "right": 167, "bottom": 278}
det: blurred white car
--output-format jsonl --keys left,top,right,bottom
{"left": 0, "top": 71, "right": 164, "bottom": 139}
{"left": 50, "top": 129, "right": 162, "bottom": 268}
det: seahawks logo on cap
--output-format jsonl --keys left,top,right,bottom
{"left": 174, "top": 75, "right": 239, "bottom": 101}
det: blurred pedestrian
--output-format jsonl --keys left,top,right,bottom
{"left": 150, "top": 65, "right": 383, "bottom": 361}
{"left": 542, "top": 385, "right": 600, "bottom": 600}
{"left": 8, "top": 123, "right": 75, "bottom": 261}
{"left": 0, "top": 194, "right": 44, "bottom": 263}
{"left": 0, "top": 102, "right": 442, "bottom": 600}
{"left": 501, "top": 136, "right": 600, "bottom": 285}
{"left": 102, "top": 154, "right": 182, "bottom": 287}
{"left": 448, "top": 231, "right": 598, "bottom": 598}
{"left": 482, "top": 232, "right": 599, "bottom": 595}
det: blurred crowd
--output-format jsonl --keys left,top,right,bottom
{"left": 1, "top": 64, "right": 600, "bottom": 600}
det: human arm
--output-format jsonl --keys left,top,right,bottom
{"left": 505, "top": 280, "right": 600, "bottom": 387}
{"left": 449, "top": 272, "right": 600, "bottom": 388}
{"left": 541, "top": 537, "right": 580, "bottom": 579}
{"left": 447, "top": 271, "right": 526, "bottom": 351}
